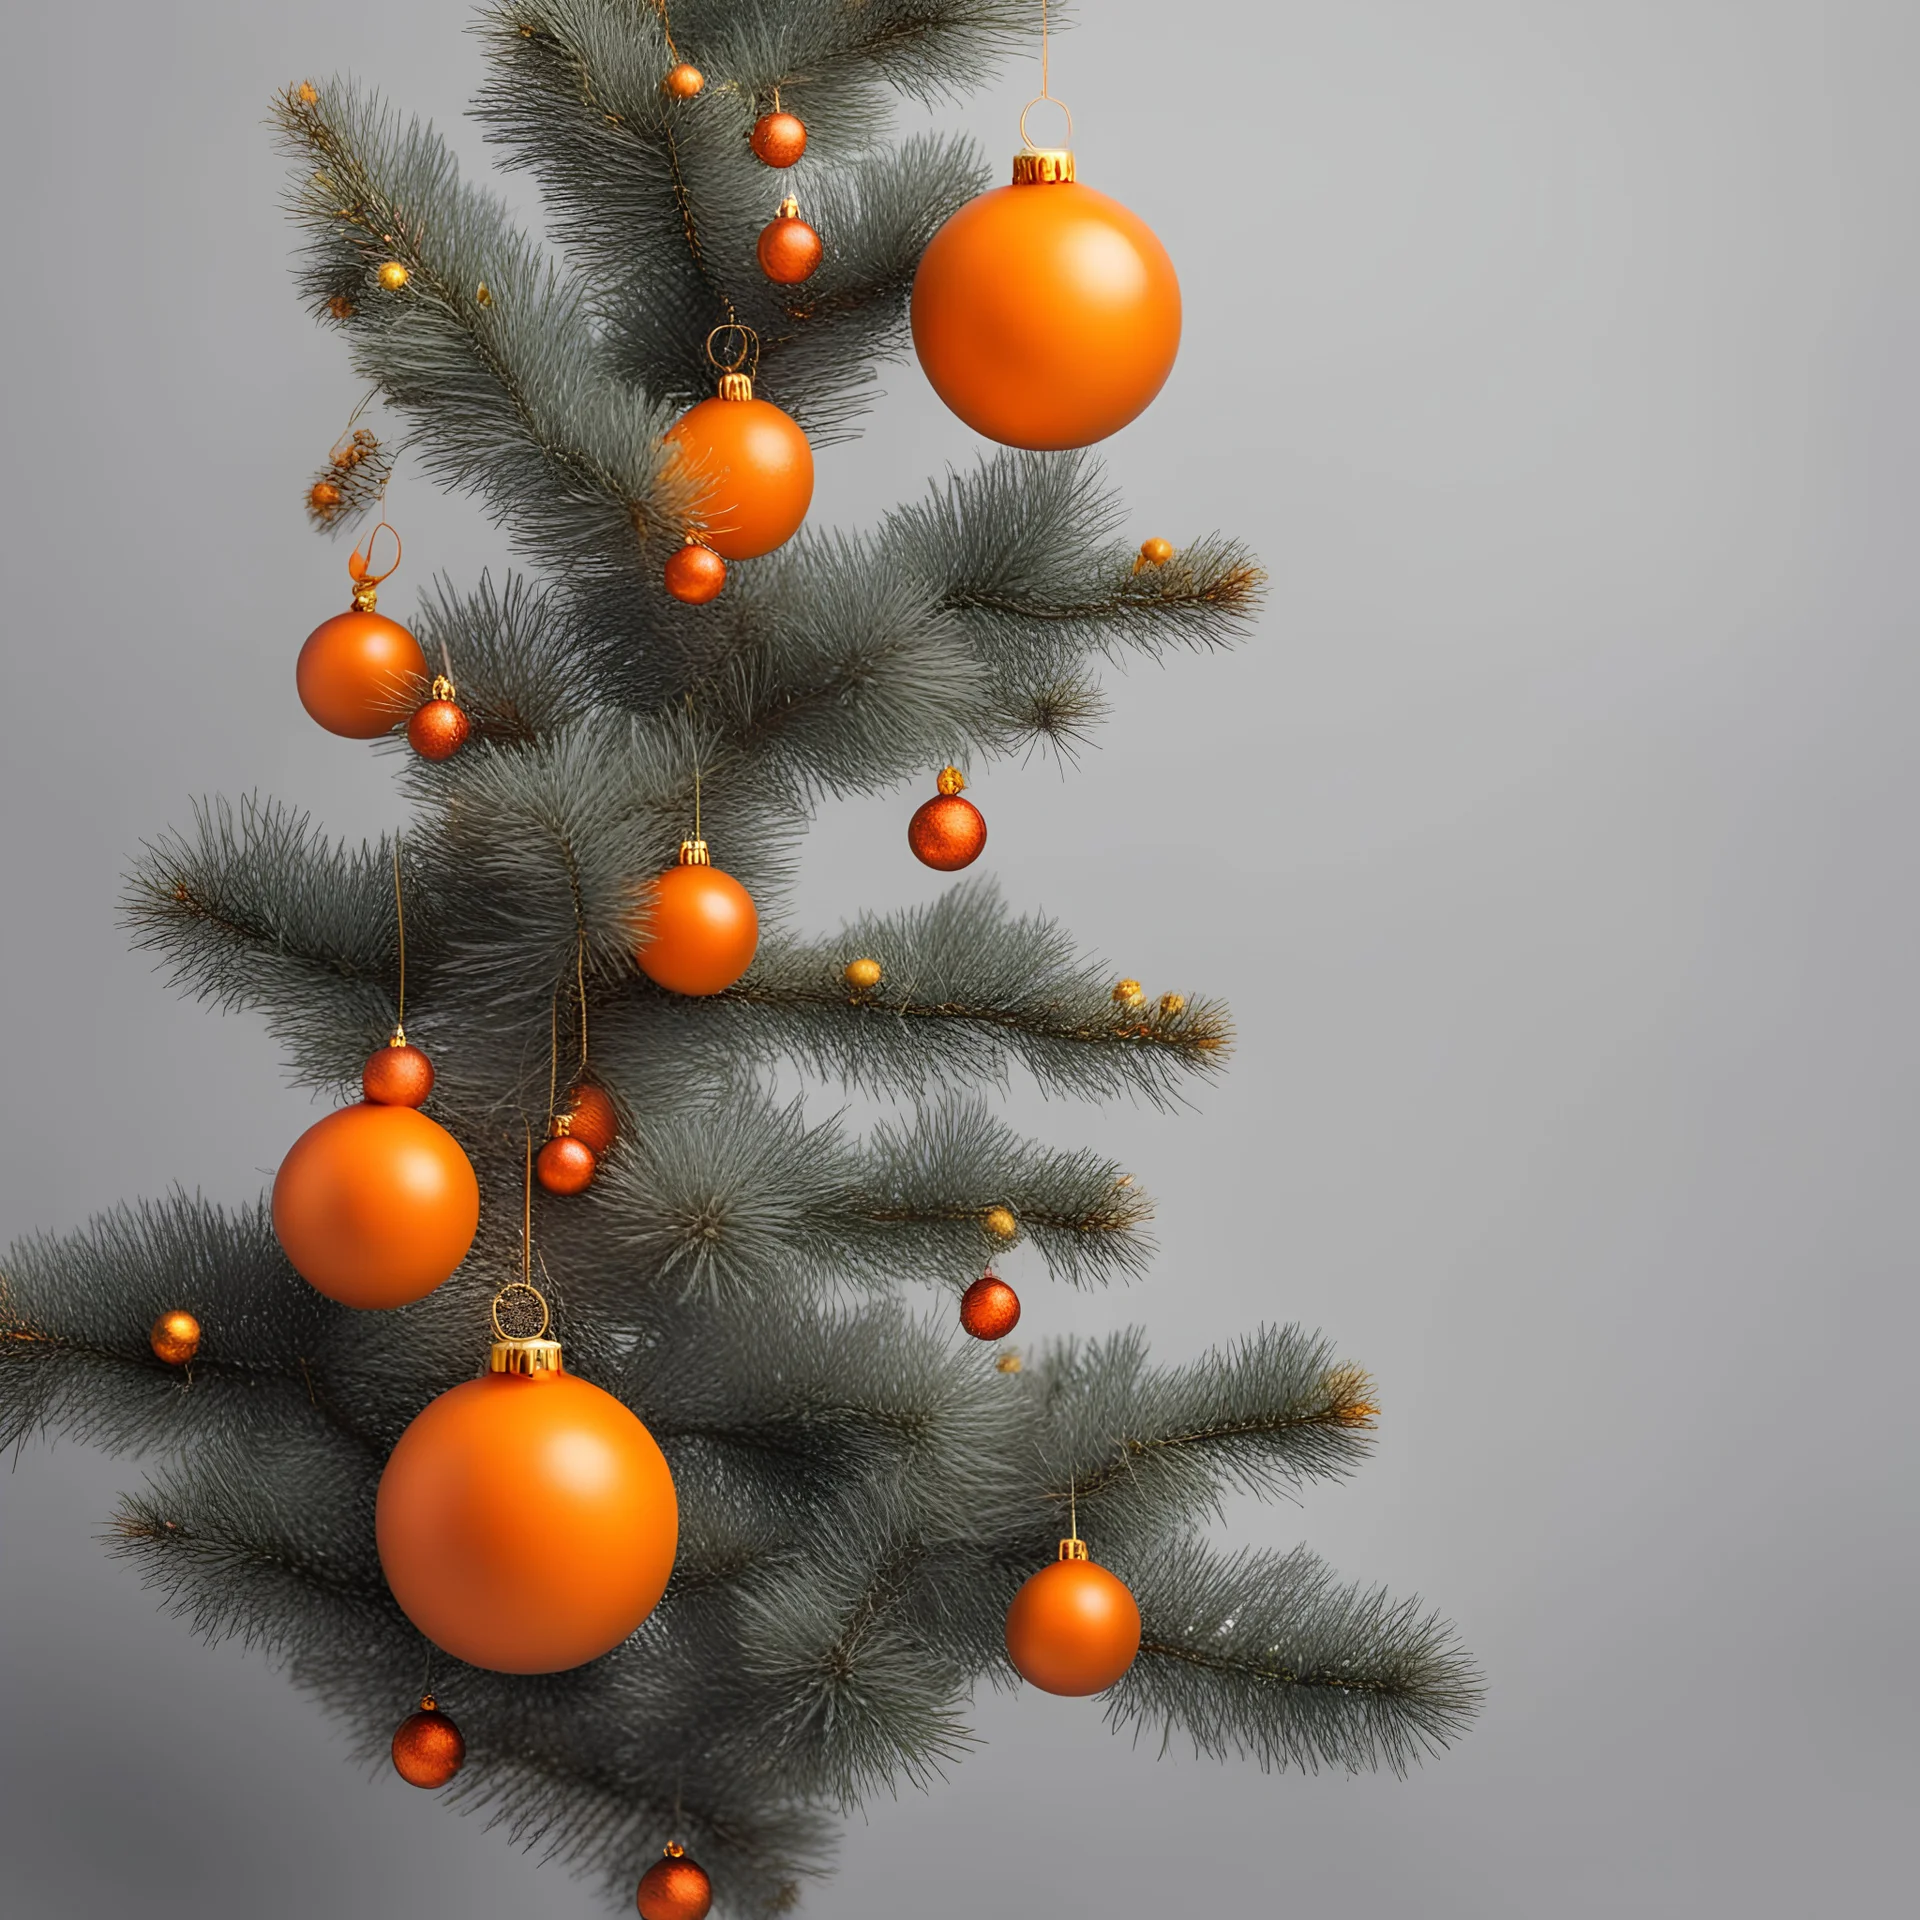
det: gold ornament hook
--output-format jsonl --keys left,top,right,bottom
{"left": 490, "top": 1280, "right": 550, "bottom": 1345}
{"left": 1016, "top": 0, "right": 1074, "bottom": 166}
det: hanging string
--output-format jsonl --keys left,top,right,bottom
{"left": 421, "top": 1642, "right": 434, "bottom": 1702}
{"left": 1069, "top": 1471, "right": 1077, "bottom": 1542}
{"left": 577, "top": 933, "right": 590, "bottom": 1073}
{"left": 1019, "top": 0, "right": 1073, "bottom": 151}
{"left": 650, "top": 0, "right": 681, "bottom": 61}
{"left": 522, "top": 1122, "right": 534, "bottom": 1284}
{"left": 547, "top": 996, "right": 559, "bottom": 1119}
{"left": 391, "top": 838, "right": 407, "bottom": 1038}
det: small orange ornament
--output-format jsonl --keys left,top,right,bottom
{"left": 149, "top": 1310, "right": 201, "bottom": 1367}
{"left": 662, "top": 63, "right": 705, "bottom": 100}
{"left": 376, "top": 1290, "right": 678, "bottom": 1673}
{"left": 564, "top": 1083, "right": 620, "bottom": 1155}
{"left": 390, "top": 1697, "right": 465, "bottom": 1788}
{"left": 664, "top": 539, "right": 727, "bottom": 605}
{"left": 1005, "top": 1536, "right": 1142, "bottom": 1695}
{"left": 537, "top": 1121, "right": 597, "bottom": 1196}
{"left": 757, "top": 198, "right": 822, "bottom": 285}
{"left": 298, "top": 534, "right": 426, "bottom": 738}
{"left": 907, "top": 766, "right": 987, "bottom": 871}
{"left": 636, "top": 1843, "right": 713, "bottom": 1920}
{"left": 911, "top": 147, "right": 1181, "bottom": 450}
{"left": 663, "top": 349, "right": 813, "bottom": 561}
{"left": 309, "top": 481, "right": 342, "bottom": 511}
{"left": 408, "top": 675, "right": 470, "bottom": 760}
{"left": 635, "top": 838, "right": 759, "bottom": 997}
{"left": 1134, "top": 536, "right": 1175, "bottom": 572}
{"left": 960, "top": 1273, "right": 1021, "bottom": 1341}
{"left": 272, "top": 1102, "right": 479, "bottom": 1309}
{"left": 748, "top": 110, "right": 806, "bottom": 168}
{"left": 362, "top": 1037, "right": 435, "bottom": 1108}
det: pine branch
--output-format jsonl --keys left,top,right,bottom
{"left": 1111, "top": 1540, "right": 1484, "bottom": 1776}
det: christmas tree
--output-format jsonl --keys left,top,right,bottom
{"left": 0, "top": 3, "right": 1479, "bottom": 1912}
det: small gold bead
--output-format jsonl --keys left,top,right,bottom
{"left": 475, "top": 283, "right": 492, "bottom": 307}
{"left": 1157, "top": 992, "right": 1186, "bottom": 1017}
{"left": 995, "top": 1350, "right": 1023, "bottom": 1374}
{"left": 983, "top": 1205, "right": 1018, "bottom": 1240}
{"left": 149, "top": 1310, "right": 202, "bottom": 1367}
{"left": 376, "top": 260, "right": 410, "bottom": 291}
{"left": 1112, "top": 978, "right": 1145, "bottom": 1007}
{"left": 935, "top": 765, "right": 966, "bottom": 796}
{"left": 844, "top": 957, "right": 883, "bottom": 991}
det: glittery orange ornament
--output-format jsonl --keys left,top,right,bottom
{"left": 376, "top": 1293, "right": 678, "bottom": 1673}
{"left": 149, "top": 1310, "right": 201, "bottom": 1367}
{"left": 390, "top": 1697, "right": 465, "bottom": 1788}
{"left": 362, "top": 1038, "right": 435, "bottom": 1108}
{"left": 907, "top": 766, "right": 986, "bottom": 871}
{"left": 960, "top": 1273, "right": 1021, "bottom": 1340}
{"left": 1004, "top": 1537, "right": 1141, "bottom": 1695}
{"left": 757, "top": 198, "right": 822, "bottom": 285}
{"left": 911, "top": 145, "right": 1180, "bottom": 450}
{"left": 635, "top": 838, "right": 759, "bottom": 997}
{"left": 636, "top": 1843, "right": 713, "bottom": 1920}
{"left": 664, "top": 539, "right": 727, "bottom": 605}
{"left": 564, "top": 1083, "right": 619, "bottom": 1155}
{"left": 408, "top": 676, "right": 470, "bottom": 761}
{"left": 749, "top": 110, "right": 806, "bottom": 168}
{"left": 537, "top": 1123, "right": 597, "bottom": 1196}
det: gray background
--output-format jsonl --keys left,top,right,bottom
{"left": 3, "top": 1, "right": 1915, "bottom": 1913}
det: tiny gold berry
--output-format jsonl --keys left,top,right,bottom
{"left": 844, "top": 957, "right": 883, "bottom": 991}
{"left": 1133, "top": 537, "right": 1175, "bottom": 575}
{"left": 149, "top": 1310, "right": 202, "bottom": 1367}
{"left": 309, "top": 481, "right": 342, "bottom": 510}
{"left": 377, "top": 261, "right": 410, "bottom": 291}
{"left": 297, "top": 81, "right": 319, "bottom": 105}
{"left": 476, "top": 283, "right": 492, "bottom": 306}
{"left": 983, "top": 1205, "right": 1018, "bottom": 1240}
{"left": 1112, "top": 978, "right": 1145, "bottom": 1007}
{"left": 1158, "top": 992, "right": 1186, "bottom": 1016}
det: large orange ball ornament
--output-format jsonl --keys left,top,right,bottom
{"left": 297, "top": 608, "right": 428, "bottom": 737}
{"left": 664, "top": 392, "right": 813, "bottom": 560}
{"left": 911, "top": 162, "right": 1181, "bottom": 450}
{"left": 376, "top": 1365, "right": 678, "bottom": 1673}
{"left": 635, "top": 855, "right": 759, "bottom": 996}
{"left": 272, "top": 1103, "right": 479, "bottom": 1309}
{"left": 1004, "top": 1544, "right": 1142, "bottom": 1695}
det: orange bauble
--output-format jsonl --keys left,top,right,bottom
{"left": 757, "top": 200, "right": 822, "bottom": 284}
{"left": 408, "top": 694, "right": 470, "bottom": 761}
{"left": 564, "top": 1083, "right": 620, "bottom": 1155}
{"left": 149, "top": 1310, "right": 202, "bottom": 1367}
{"left": 907, "top": 767, "right": 987, "bottom": 871}
{"left": 959, "top": 1273, "right": 1021, "bottom": 1340}
{"left": 1004, "top": 1542, "right": 1142, "bottom": 1695}
{"left": 637, "top": 1845, "right": 713, "bottom": 1920}
{"left": 376, "top": 1358, "right": 678, "bottom": 1673}
{"left": 662, "top": 63, "right": 705, "bottom": 100}
{"left": 664, "top": 540, "right": 727, "bottom": 605}
{"left": 911, "top": 155, "right": 1181, "bottom": 451}
{"left": 664, "top": 384, "right": 813, "bottom": 560}
{"left": 272, "top": 1102, "right": 479, "bottom": 1309}
{"left": 635, "top": 847, "right": 759, "bottom": 996}
{"left": 537, "top": 1130, "right": 597, "bottom": 1195}
{"left": 749, "top": 111, "right": 806, "bottom": 168}
{"left": 297, "top": 607, "right": 427, "bottom": 737}
{"left": 390, "top": 1698, "right": 465, "bottom": 1788}
{"left": 362, "top": 1040, "right": 435, "bottom": 1108}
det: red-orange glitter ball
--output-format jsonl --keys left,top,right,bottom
{"left": 636, "top": 1848, "right": 713, "bottom": 1920}
{"left": 537, "top": 1133, "right": 597, "bottom": 1195}
{"left": 362, "top": 1043, "right": 435, "bottom": 1108}
{"left": 390, "top": 1700, "right": 465, "bottom": 1788}
{"left": 749, "top": 111, "right": 806, "bottom": 168}
{"left": 757, "top": 211, "right": 822, "bottom": 285}
{"left": 664, "top": 543, "right": 727, "bottom": 605}
{"left": 408, "top": 697, "right": 470, "bottom": 761}
{"left": 907, "top": 793, "right": 987, "bottom": 871}
{"left": 959, "top": 1274, "right": 1021, "bottom": 1340}
{"left": 149, "top": 1310, "right": 202, "bottom": 1366}
{"left": 565, "top": 1083, "right": 619, "bottom": 1155}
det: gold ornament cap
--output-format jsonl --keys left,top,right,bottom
{"left": 429, "top": 673, "right": 456, "bottom": 701}
{"left": 936, "top": 765, "right": 967, "bottom": 796}
{"left": 489, "top": 1283, "right": 564, "bottom": 1376}
{"left": 678, "top": 836, "right": 712, "bottom": 867}
{"left": 1057, "top": 1536, "right": 1090, "bottom": 1562}
{"left": 717, "top": 370, "right": 754, "bottom": 402}
{"left": 1013, "top": 148, "right": 1075, "bottom": 185}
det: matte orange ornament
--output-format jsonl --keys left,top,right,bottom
{"left": 635, "top": 840, "right": 759, "bottom": 996}
{"left": 149, "top": 1310, "right": 201, "bottom": 1367}
{"left": 637, "top": 1844, "right": 713, "bottom": 1920}
{"left": 907, "top": 766, "right": 987, "bottom": 871}
{"left": 272, "top": 1102, "right": 479, "bottom": 1309}
{"left": 662, "top": 63, "right": 705, "bottom": 100}
{"left": 564, "top": 1083, "right": 620, "bottom": 1155}
{"left": 664, "top": 379, "right": 813, "bottom": 560}
{"left": 1004, "top": 1538, "right": 1142, "bottom": 1695}
{"left": 362, "top": 1038, "right": 435, "bottom": 1108}
{"left": 376, "top": 1315, "right": 678, "bottom": 1673}
{"left": 748, "top": 110, "right": 806, "bottom": 168}
{"left": 757, "top": 198, "right": 822, "bottom": 285}
{"left": 911, "top": 150, "right": 1181, "bottom": 450}
{"left": 298, "top": 606, "right": 427, "bottom": 737}
{"left": 408, "top": 675, "right": 470, "bottom": 760}
{"left": 537, "top": 1125, "right": 597, "bottom": 1195}
{"left": 960, "top": 1273, "right": 1021, "bottom": 1341}
{"left": 664, "top": 539, "right": 727, "bottom": 605}
{"left": 390, "top": 1697, "right": 465, "bottom": 1788}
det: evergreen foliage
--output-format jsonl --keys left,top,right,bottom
{"left": 1, "top": 2, "right": 1478, "bottom": 1909}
